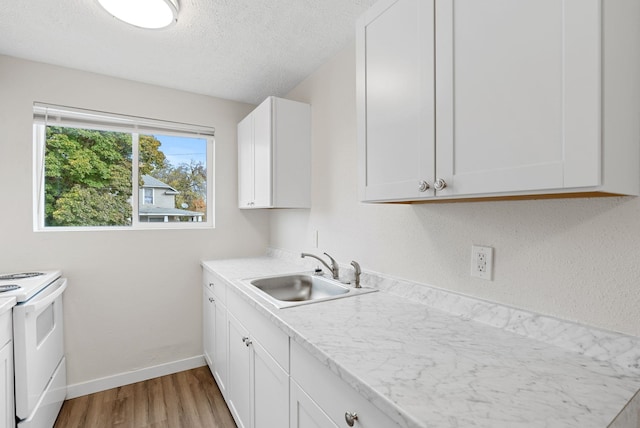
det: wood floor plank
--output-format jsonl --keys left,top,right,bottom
{"left": 133, "top": 376, "right": 151, "bottom": 427}
{"left": 54, "top": 367, "right": 236, "bottom": 428}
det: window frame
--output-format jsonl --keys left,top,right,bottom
{"left": 32, "top": 103, "right": 215, "bottom": 232}
{"left": 143, "top": 188, "right": 155, "bottom": 205}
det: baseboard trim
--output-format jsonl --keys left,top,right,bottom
{"left": 66, "top": 355, "right": 207, "bottom": 399}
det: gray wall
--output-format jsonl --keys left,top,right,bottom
{"left": 0, "top": 55, "right": 269, "bottom": 386}
{"left": 272, "top": 43, "right": 640, "bottom": 337}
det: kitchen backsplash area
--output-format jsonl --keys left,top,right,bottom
{"left": 267, "top": 247, "right": 640, "bottom": 375}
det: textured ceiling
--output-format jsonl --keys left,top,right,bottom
{"left": 0, "top": 0, "right": 377, "bottom": 105}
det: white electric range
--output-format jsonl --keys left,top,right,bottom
{"left": 0, "top": 270, "right": 67, "bottom": 428}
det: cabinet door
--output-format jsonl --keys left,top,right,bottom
{"left": 252, "top": 99, "right": 273, "bottom": 208}
{"left": 290, "top": 380, "right": 338, "bottom": 428}
{"left": 435, "top": 0, "right": 600, "bottom": 197}
{"left": 291, "top": 341, "right": 399, "bottom": 428}
{"left": 227, "top": 314, "right": 252, "bottom": 428}
{"left": 238, "top": 114, "right": 254, "bottom": 208}
{"left": 203, "top": 287, "right": 215, "bottom": 370}
{"left": 253, "top": 339, "right": 288, "bottom": 428}
{"left": 0, "top": 340, "right": 14, "bottom": 428}
{"left": 357, "top": 0, "right": 435, "bottom": 202}
{"left": 213, "top": 301, "right": 228, "bottom": 397}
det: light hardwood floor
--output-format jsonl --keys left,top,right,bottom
{"left": 54, "top": 366, "right": 237, "bottom": 428}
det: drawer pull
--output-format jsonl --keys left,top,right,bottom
{"left": 242, "top": 336, "right": 252, "bottom": 346}
{"left": 209, "top": 282, "right": 214, "bottom": 288}
{"left": 208, "top": 297, "right": 215, "bottom": 303}
{"left": 344, "top": 411, "right": 358, "bottom": 426}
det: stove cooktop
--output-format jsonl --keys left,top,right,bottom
{"left": 0, "top": 270, "right": 62, "bottom": 303}
{"left": 0, "top": 272, "right": 44, "bottom": 281}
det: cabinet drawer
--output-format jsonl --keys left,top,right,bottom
{"left": 291, "top": 341, "right": 399, "bottom": 428}
{"left": 0, "top": 311, "right": 11, "bottom": 348}
{"left": 203, "top": 269, "right": 227, "bottom": 304}
{"left": 227, "top": 290, "right": 289, "bottom": 371}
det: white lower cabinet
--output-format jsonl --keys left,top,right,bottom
{"left": 213, "top": 298, "right": 228, "bottom": 396}
{"left": 252, "top": 336, "right": 289, "bottom": 428}
{"left": 202, "top": 272, "right": 228, "bottom": 398}
{"left": 227, "top": 313, "right": 252, "bottom": 428}
{"left": 203, "top": 286, "right": 215, "bottom": 369}
{"left": 0, "top": 311, "right": 14, "bottom": 428}
{"left": 290, "top": 341, "right": 399, "bottom": 428}
{"left": 209, "top": 273, "right": 290, "bottom": 428}
{"left": 203, "top": 267, "right": 398, "bottom": 428}
{"left": 290, "top": 379, "right": 338, "bottom": 428}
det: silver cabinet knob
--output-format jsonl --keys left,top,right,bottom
{"left": 208, "top": 297, "right": 214, "bottom": 303}
{"left": 208, "top": 282, "right": 214, "bottom": 288}
{"left": 434, "top": 178, "right": 447, "bottom": 191}
{"left": 418, "top": 180, "right": 430, "bottom": 192}
{"left": 344, "top": 412, "right": 358, "bottom": 426}
{"left": 242, "top": 336, "right": 252, "bottom": 346}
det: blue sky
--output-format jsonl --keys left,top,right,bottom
{"left": 153, "top": 135, "right": 207, "bottom": 166}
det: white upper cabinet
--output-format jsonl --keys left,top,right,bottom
{"left": 357, "top": 0, "right": 435, "bottom": 201}
{"left": 357, "top": 0, "right": 640, "bottom": 202}
{"left": 238, "top": 96, "right": 311, "bottom": 209}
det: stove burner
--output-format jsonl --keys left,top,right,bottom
{"left": 0, "top": 284, "right": 21, "bottom": 292}
{"left": 0, "top": 272, "right": 44, "bottom": 280}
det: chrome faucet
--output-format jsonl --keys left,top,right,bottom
{"left": 350, "top": 261, "right": 361, "bottom": 288}
{"left": 301, "top": 252, "right": 339, "bottom": 279}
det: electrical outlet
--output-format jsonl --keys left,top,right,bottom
{"left": 471, "top": 245, "right": 493, "bottom": 280}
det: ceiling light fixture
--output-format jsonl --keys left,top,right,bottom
{"left": 97, "top": 0, "right": 179, "bottom": 30}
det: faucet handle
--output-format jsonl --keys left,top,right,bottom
{"left": 324, "top": 252, "right": 337, "bottom": 266}
{"left": 350, "top": 261, "right": 361, "bottom": 288}
{"left": 324, "top": 252, "right": 340, "bottom": 279}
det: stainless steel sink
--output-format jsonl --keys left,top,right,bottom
{"left": 245, "top": 273, "right": 376, "bottom": 308}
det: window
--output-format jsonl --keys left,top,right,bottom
{"left": 143, "top": 188, "right": 154, "bottom": 205}
{"left": 33, "top": 103, "right": 215, "bottom": 230}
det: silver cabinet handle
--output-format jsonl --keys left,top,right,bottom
{"left": 209, "top": 282, "right": 214, "bottom": 288}
{"left": 242, "top": 336, "right": 252, "bottom": 346}
{"left": 208, "top": 297, "right": 214, "bottom": 303}
{"left": 418, "top": 180, "right": 430, "bottom": 192}
{"left": 344, "top": 411, "right": 358, "bottom": 426}
{"left": 434, "top": 178, "right": 447, "bottom": 191}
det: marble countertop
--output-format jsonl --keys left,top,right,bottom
{"left": 202, "top": 255, "right": 640, "bottom": 428}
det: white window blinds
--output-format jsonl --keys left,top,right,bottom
{"left": 33, "top": 103, "right": 215, "bottom": 137}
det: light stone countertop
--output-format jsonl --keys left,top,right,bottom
{"left": 202, "top": 255, "right": 640, "bottom": 428}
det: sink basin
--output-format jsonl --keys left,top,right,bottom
{"left": 245, "top": 273, "right": 376, "bottom": 308}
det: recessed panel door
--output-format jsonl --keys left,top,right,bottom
{"left": 435, "top": 0, "right": 601, "bottom": 197}
{"left": 357, "top": 0, "right": 435, "bottom": 202}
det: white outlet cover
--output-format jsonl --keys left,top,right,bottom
{"left": 471, "top": 245, "right": 493, "bottom": 280}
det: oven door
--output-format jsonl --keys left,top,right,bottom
{"left": 13, "top": 277, "right": 67, "bottom": 420}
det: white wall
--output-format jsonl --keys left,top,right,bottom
{"left": 272, "top": 44, "right": 640, "bottom": 337}
{"left": 0, "top": 56, "right": 270, "bottom": 386}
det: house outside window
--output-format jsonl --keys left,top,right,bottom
{"left": 139, "top": 175, "right": 204, "bottom": 223}
{"left": 33, "top": 103, "right": 215, "bottom": 230}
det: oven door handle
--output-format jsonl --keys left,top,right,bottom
{"left": 23, "top": 278, "right": 67, "bottom": 314}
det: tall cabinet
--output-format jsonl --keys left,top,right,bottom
{"left": 238, "top": 96, "right": 311, "bottom": 209}
{"left": 357, "top": 0, "right": 640, "bottom": 202}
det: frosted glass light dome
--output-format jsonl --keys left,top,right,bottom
{"left": 98, "top": 0, "right": 179, "bottom": 29}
